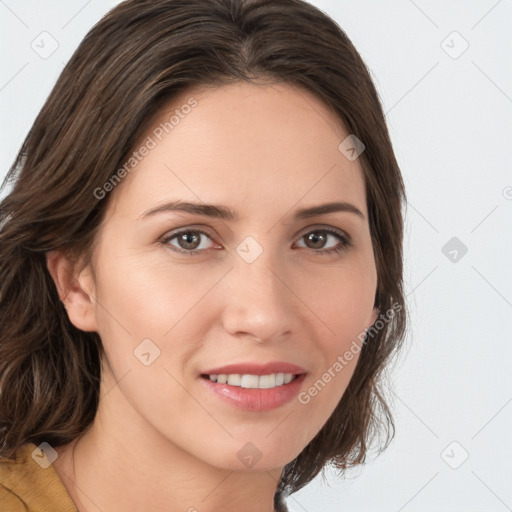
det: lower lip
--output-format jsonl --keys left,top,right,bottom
{"left": 199, "top": 374, "right": 306, "bottom": 412}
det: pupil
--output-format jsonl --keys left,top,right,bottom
{"left": 180, "top": 232, "right": 199, "bottom": 249}
{"left": 307, "top": 231, "right": 326, "bottom": 249}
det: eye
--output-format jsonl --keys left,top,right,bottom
{"left": 294, "top": 228, "right": 351, "bottom": 255}
{"left": 162, "top": 229, "right": 217, "bottom": 254}
{"left": 161, "top": 227, "right": 351, "bottom": 256}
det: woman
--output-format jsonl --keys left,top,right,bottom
{"left": 0, "top": 0, "right": 407, "bottom": 510}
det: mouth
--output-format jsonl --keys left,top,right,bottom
{"left": 198, "top": 361, "right": 307, "bottom": 412}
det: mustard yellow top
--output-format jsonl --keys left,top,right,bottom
{"left": 0, "top": 442, "right": 78, "bottom": 511}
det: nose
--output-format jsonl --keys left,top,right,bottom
{"left": 220, "top": 249, "right": 298, "bottom": 344}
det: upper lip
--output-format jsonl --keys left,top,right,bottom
{"left": 201, "top": 361, "right": 307, "bottom": 376}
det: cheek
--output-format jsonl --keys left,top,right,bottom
{"left": 295, "top": 256, "right": 377, "bottom": 342}
{"left": 91, "top": 252, "right": 231, "bottom": 411}
{"left": 93, "top": 251, "right": 226, "bottom": 341}
{"left": 91, "top": 254, "right": 215, "bottom": 444}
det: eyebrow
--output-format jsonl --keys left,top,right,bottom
{"left": 140, "top": 200, "right": 365, "bottom": 221}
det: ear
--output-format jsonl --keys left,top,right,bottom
{"left": 46, "top": 250, "right": 99, "bottom": 332}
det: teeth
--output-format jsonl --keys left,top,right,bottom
{"left": 240, "top": 374, "right": 259, "bottom": 388}
{"left": 227, "top": 374, "right": 241, "bottom": 386}
{"left": 207, "top": 372, "right": 296, "bottom": 389}
{"left": 259, "top": 374, "right": 276, "bottom": 389}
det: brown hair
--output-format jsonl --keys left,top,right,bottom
{"left": 0, "top": 0, "right": 406, "bottom": 502}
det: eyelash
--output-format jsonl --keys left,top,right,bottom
{"left": 160, "top": 227, "right": 352, "bottom": 256}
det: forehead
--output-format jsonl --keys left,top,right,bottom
{"left": 107, "top": 81, "right": 367, "bottom": 221}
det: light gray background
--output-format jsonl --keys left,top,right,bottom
{"left": 1, "top": 1, "right": 511, "bottom": 511}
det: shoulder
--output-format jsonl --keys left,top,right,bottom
{"left": 0, "top": 442, "right": 77, "bottom": 512}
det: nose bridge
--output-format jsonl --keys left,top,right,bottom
{"left": 221, "top": 241, "right": 294, "bottom": 341}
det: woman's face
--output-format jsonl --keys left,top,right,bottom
{"left": 77, "top": 82, "right": 378, "bottom": 471}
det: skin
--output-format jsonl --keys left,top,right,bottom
{"left": 47, "top": 81, "right": 378, "bottom": 512}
